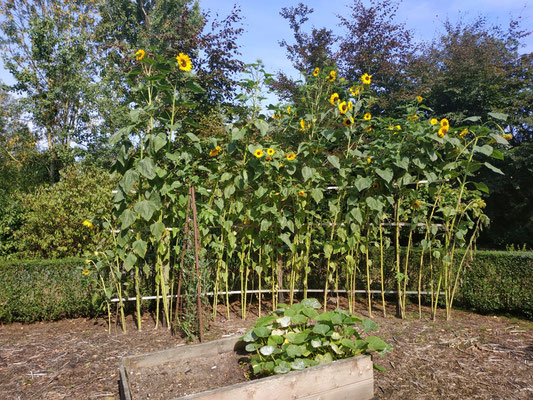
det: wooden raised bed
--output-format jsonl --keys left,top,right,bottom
{"left": 119, "top": 336, "right": 374, "bottom": 400}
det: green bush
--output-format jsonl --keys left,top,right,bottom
{"left": 458, "top": 250, "right": 533, "bottom": 318}
{"left": 0, "top": 258, "right": 101, "bottom": 323}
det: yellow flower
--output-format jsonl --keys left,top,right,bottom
{"left": 388, "top": 125, "right": 395, "bottom": 130}
{"left": 438, "top": 126, "right": 448, "bottom": 138}
{"left": 361, "top": 73, "right": 372, "bottom": 85}
{"left": 176, "top": 53, "right": 192, "bottom": 71}
{"left": 430, "top": 118, "right": 438, "bottom": 125}
{"left": 503, "top": 133, "right": 513, "bottom": 140}
{"left": 395, "top": 125, "right": 402, "bottom": 130}
{"left": 338, "top": 101, "right": 348, "bottom": 114}
{"left": 287, "top": 106, "right": 292, "bottom": 114}
{"left": 94, "top": 251, "right": 99, "bottom": 256}
{"left": 82, "top": 269, "right": 91, "bottom": 276}
{"left": 417, "top": 95, "right": 423, "bottom": 102}
{"left": 135, "top": 49, "right": 145, "bottom": 61}
{"left": 350, "top": 86, "right": 361, "bottom": 96}
{"left": 82, "top": 220, "right": 94, "bottom": 228}
{"left": 267, "top": 148, "right": 275, "bottom": 156}
{"left": 413, "top": 200, "right": 421, "bottom": 210}
{"left": 347, "top": 100, "right": 353, "bottom": 110}
{"left": 343, "top": 117, "right": 354, "bottom": 127}
{"left": 300, "top": 119, "right": 306, "bottom": 131}
{"left": 365, "top": 126, "right": 372, "bottom": 133}
{"left": 286, "top": 152, "right": 296, "bottom": 161}
{"left": 440, "top": 118, "right": 450, "bottom": 128}
{"left": 265, "top": 156, "right": 272, "bottom": 162}
{"left": 366, "top": 157, "right": 372, "bottom": 163}
{"left": 329, "top": 93, "right": 340, "bottom": 105}
{"left": 460, "top": 128, "right": 468, "bottom": 138}
{"left": 328, "top": 70, "right": 336, "bottom": 82}
{"left": 298, "top": 190, "right": 306, "bottom": 197}
{"left": 363, "top": 112, "right": 371, "bottom": 120}
{"left": 412, "top": 114, "right": 419, "bottom": 121}
{"left": 209, "top": 145, "right": 221, "bottom": 157}
{"left": 254, "top": 149, "right": 264, "bottom": 158}
{"left": 313, "top": 67, "right": 319, "bottom": 77}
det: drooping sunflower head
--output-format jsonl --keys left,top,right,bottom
{"left": 361, "top": 73, "right": 372, "bottom": 85}
{"left": 363, "top": 112, "right": 371, "bottom": 121}
{"left": 459, "top": 129, "right": 468, "bottom": 138}
{"left": 135, "top": 49, "right": 145, "bottom": 61}
{"left": 176, "top": 53, "right": 192, "bottom": 71}
{"left": 343, "top": 117, "right": 354, "bottom": 127}
{"left": 338, "top": 101, "right": 348, "bottom": 114}
{"left": 313, "top": 67, "right": 320, "bottom": 77}
{"left": 347, "top": 101, "right": 353, "bottom": 110}
{"left": 503, "top": 133, "right": 513, "bottom": 141}
{"left": 254, "top": 148, "right": 264, "bottom": 158}
{"left": 328, "top": 70, "right": 336, "bottom": 82}
{"left": 329, "top": 93, "right": 340, "bottom": 106}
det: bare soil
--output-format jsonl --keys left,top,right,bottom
{"left": 0, "top": 298, "right": 532, "bottom": 400}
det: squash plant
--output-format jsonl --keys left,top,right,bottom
{"left": 241, "top": 298, "right": 391, "bottom": 376}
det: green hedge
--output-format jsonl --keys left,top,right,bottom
{"left": 0, "top": 258, "right": 101, "bottom": 323}
{"left": 458, "top": 250, "right": 533, "bottom": 318}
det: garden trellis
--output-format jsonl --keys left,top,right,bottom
{"left": 88, "top": 52, "right": 509, "bottom": 335}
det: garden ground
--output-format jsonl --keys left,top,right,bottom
{"left": 0, "top": 299, "right": 532, "bottom": 399}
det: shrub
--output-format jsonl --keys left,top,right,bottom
{"left": 14, "top": 165, "right": 115, "bottom": 258}
{"left": 0, "top": 258, "right": 101, "bottom": 323}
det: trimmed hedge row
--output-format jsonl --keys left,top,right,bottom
{"left": 1, "top": 251, "right": 531, "bottom": 322}
{"left": 0, "top": 258, "right": 100, "bottom": 323}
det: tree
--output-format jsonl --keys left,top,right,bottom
{"left": 0, "top": 0, "right": 102, "bottom": 183}
{"left": 412, "top": 17, "right": 533, "bottom": 138}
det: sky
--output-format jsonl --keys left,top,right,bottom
{"left": 0, "top": 0, "right": 531, "bottom": 101}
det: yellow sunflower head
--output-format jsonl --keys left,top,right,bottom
{"left": 347, "top": 101, "right": 353, "bottom": 110}
{"left": 300, "top": 119, "right": 306, "bottom": 130}
{"left": 298, "top": 190, "right": 306, "bottom": 197}
{"left": 135, "top": 49, "right": 145, "bottom": 61}
{"left": 363, "top": 112, "right": 371, "bottom": 121}
{"left": 343, "top": 117, "right": 354, "bottom": 127}
{"left": 413, "top": 200, "right": 421, "bottom": 210}
{"left": 329, "top": 93, "right": 340, "bottom": 105}
{"left": 459, "top": 128, "right": 468, "bottom": 138}
{"left": 176, "top": 53, "right": 192, "bottom": 71}
{"left": 366, "top": 157, "right": 372, "bottom": 164}
{"left": 267, "top": 148, "right": 275, "bottom": 156}
{"left": 82, "top": 220, "right": 94, "bottom": 228}
{"left": 338, "top": 101, "right": 348, "bottom": 114}
{"left": 438, "top": 126, "right": 448, "bottom": 138}
{"left": 82, "top": 269, "right": 91, "bottom": 276}
{"left": 430, "top": 118, "right": 438, "bottom": 125}
{"left": 440, "top": 118, "right": 450, "bottom": 128}
{"left": 416, "top": 96, "right": 423, "bottom": 102}
{"left": 254, "top": 149, "right": 264, "bottom": 158}
{"left": 361, "top": 73, "right": 372, "bottom": 85}
{"left": 328, "top": 70, "right": 336, "bottom": 82}
{"left": 313, "top": 67, "right": 320, "bottom": 77}
{"left": 286, "top": 152, "right": 296, "bottom": 161}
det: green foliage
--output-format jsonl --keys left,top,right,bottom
{"left": 241, "top": 299, "right": 391, "bottom": 376}
{"left": 0, "top": 258, "right": 100, "bottom": 323}
{"left": 458, "top": 250, "right": 533, "bottom": 318}
{"left": 14, "top": 165, "right": 115, "bottom": 258}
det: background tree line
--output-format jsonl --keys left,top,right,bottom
{"left": 0, "top": 0, "right": 531, "bottom": 258}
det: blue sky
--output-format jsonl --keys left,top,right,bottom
{"left": 1, "top": 0, "right": 531, "bottom": 95}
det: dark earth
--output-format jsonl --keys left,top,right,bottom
{"left": 1, "top": 298, "right": 532, "bottom": 399}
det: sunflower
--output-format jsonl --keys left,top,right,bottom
{"left": 361, "top": 73, "right": 372, "bottom": 85}
{"left": 313, "top": 67, "right": 320, "bottom": 77}
{"left": 343, "top": 117, "right": 354, "bottom": 127}
{"left": 287, "top": 106, "right": 292, "bottom": 114}
{"left": 416, "top": 96, "right": 423, "bottom": 102}
{"left": 459, "top": 128, "right": 468, "bottom": 138}
{"left": 267, "top": 148, "right": 275, "bottom": 156}
{"left": 135, "top": 49, "right": 145, "bottom": 61}
{"left": 286, "top": 152, "right": 296, "bottom": 161}
{"left": 413, "top": 200, "right": 421, "bottom": 210}
{"left": 209, "top": 145, "right": 221, "bottom": 157}
{"left": 503, "top": 133, "right": 513, "bottom": 140}
{"left": 347, "top": 101, "right": 353, "bottom": 110}
{"left": 430, "top": 118, "right": 438, "bottom": 125}
{"left": 300, "top": 119, "right": 306, "bottom": 131}
{"left": 338, "top": 101, "right": 348, "bottom": 114}
{"left": 350, "top": 86, "right": 361, "bottom": 96}
{"left": 440, "top": 118, "right": 450, "bottom": 128}
{"left": 176, "top": 53, "right": 192, "bottom": 71}
{"left": 366, "top": 157, "right": 372, "bottom": 163}
{"left": 265, "top": 156, "right": 272, "bottom": 162}
{"left": 438, "top": 126, "right": 448, "bottom": 138}
{"left": 298, "top": 190, "right": 306, "bottom": 197}
{"left": 328, "top": 70, "right": 336, "bottom": 82}
{"left": 82, "top": 269, "right": 91, "bottom": 276}
{"left": 82, "top": 220, "right": 94, "bottom": 228}
{"left": 329, "top": 93, "right": 340, "bottom": 105}
{"left": 363, "top": 112, "right": 371, "bottom": 120}
{"left": 254, "top": 149, "right": 264, "bottom": 158}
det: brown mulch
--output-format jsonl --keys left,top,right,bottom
{"left": 0, "top": 299, "right": 532, "bottom": 399}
